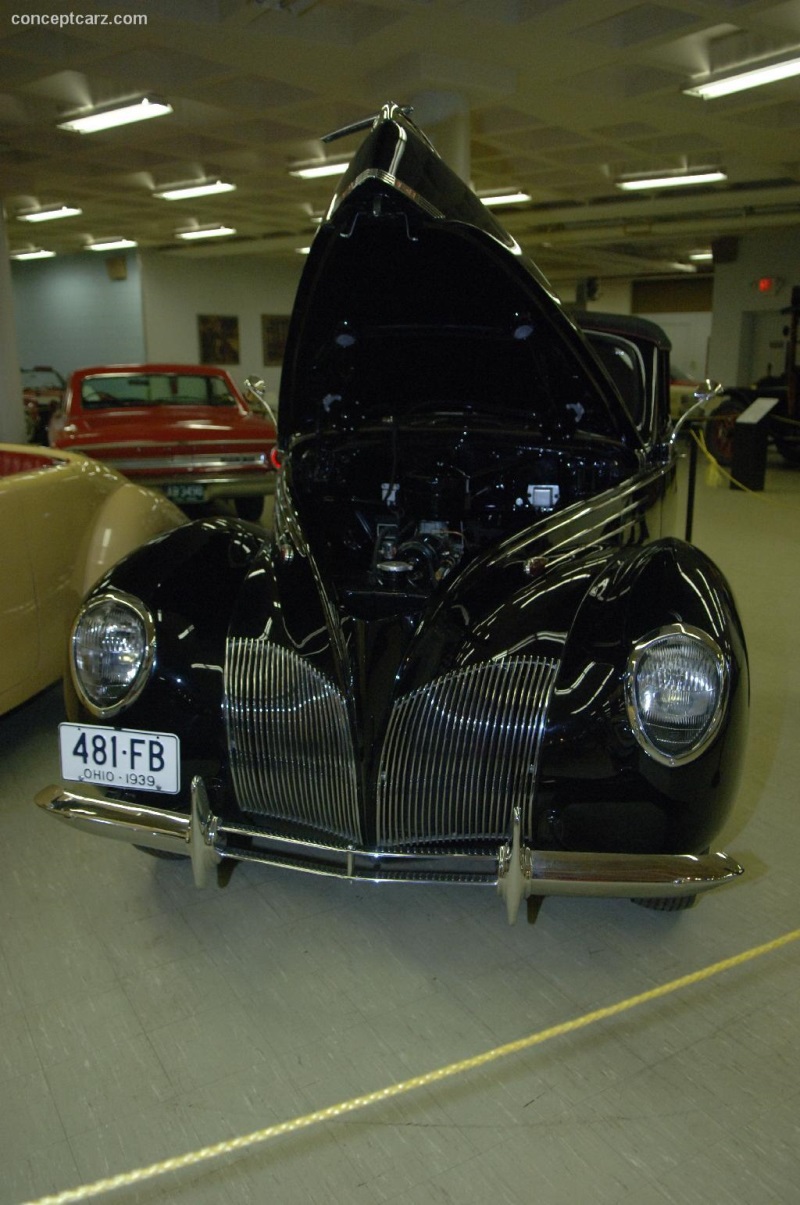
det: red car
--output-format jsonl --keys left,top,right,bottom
{"left": 49, "top": 363, "right": 276, "bottom": 520}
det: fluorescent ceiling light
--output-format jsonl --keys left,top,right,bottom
{"left": 10, "top": 248, "right": 56, "bottom": 260}
{"left": 684, "top": 53, "right": 800, "bottom": 99}
{"left": 289, "top": 161, "right": 349, "bottom": 180}
{"left": 58, "top": 97, "right": 173, "bottom": 134}
{"left": 616, "top": 170, "right": 727, "bottom": 191}
{"left": 87, "top": 238, "right": 138, "bottom": 251}
{"left": 18, "top": 205, "right": 82, "bottom": 222}
{"left": 296, "top": 246, "right": 312, "bottom": 255}
{"left": 689, "top": 249, "right": 714, "bottom": 263}
{"left": 177, "top": 225, "right": 236, "bottom": 240}
{"left": 479, "top": 190, "right": 531, "bottom": 207}
{"left": 155, "top": 180, "right": 236, "bottom": 201}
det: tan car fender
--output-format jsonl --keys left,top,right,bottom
{"left": 74, "top": 481, "right": 187, "bottom": 600}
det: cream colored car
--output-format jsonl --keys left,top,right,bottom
{"left": 1, "top": 444, "right": 185, "bottom": 716}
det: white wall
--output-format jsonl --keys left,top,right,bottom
{"left": 139, "top": 250, "right": 303, "bottom": 402}
{"left": 11, "top": 250, "right": 145, "bottom": 375}
{"left": 709, "top": 229, "right": 800, "bottom": 385}
{"left": 644, "top": 311, "right": 712, "bottom": 382}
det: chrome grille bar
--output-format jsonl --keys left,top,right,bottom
{"left": 225, "top": 640, "right": 361, "bottom": 842}
{"left": 377, "top": 657, "right": 558, "bottom": 848}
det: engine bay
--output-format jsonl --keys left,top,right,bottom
{"left": 286, "top": 423, "right": 635, "bottom": 612}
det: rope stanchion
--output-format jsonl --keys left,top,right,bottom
{"left": 21, "top": 924, "right": 800, "bottom": 1205}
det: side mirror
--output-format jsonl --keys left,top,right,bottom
{"left": 671, "top": 379, "right": 723, "bottom": 442}
{"left": 243, "top": 377, "right": 278, "bottom": 427}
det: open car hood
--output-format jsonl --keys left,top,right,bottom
{"left": 278, "top": 103, "right": 641, "bottom": 451}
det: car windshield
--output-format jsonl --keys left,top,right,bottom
{"left": 583, "top": 332, "right": 646, "bottom": 427}
{"left": 80, "top": 373, "right": 237, "bottom": 409}
{"left": 22, "top": 368, "right": 63, "bottom": 391}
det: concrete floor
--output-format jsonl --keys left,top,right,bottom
{"left": 2, "top": 447, "right": 799, "bottom": 1205}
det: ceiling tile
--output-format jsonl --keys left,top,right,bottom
{"left": 3, "top": 0, "right": 800, "bottom": 275}
{"left": 567, "top": 63, "right": 686, "bottom": 97}
{"left": 91, "top": 48, "right": 230, "bottom": 88}
{"left": 578, "top": 5, "right": 699, "bottom": 49}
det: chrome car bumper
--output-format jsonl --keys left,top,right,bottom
{"left": 35, "top": 779, "right": 743, "bottom": 923}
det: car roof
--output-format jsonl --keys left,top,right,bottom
{"left": 71, "top": 364, "right": 234, "bottom": 376}
{"left": 570, "top": 310, "right": 672, "bottom": 352}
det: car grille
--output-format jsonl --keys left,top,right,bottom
{"left": 225, "top": 640, "right": 361, "bottom": 843}
{"left": 376, "top": 657, "right": 558, "bottom": 847}
{"left": 225, "top": 640, "right": 558, "bottom": 849}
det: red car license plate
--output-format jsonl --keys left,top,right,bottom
{"left": 162, "top": 483, "right": 205, "bottom": 503}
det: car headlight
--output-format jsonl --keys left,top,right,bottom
{"left": 71, "top": 590, "right": 155, "bottom": 717}
{"left": 625, "top": 624, "right": 728, "bottom": 766}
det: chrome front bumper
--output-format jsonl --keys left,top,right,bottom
{"left": 35, "top": 779, "right": 744, "bottom": 923}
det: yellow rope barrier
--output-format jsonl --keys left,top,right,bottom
{"left": 691, "top": 427, "right": 768, "bottom": 495}
{"left": 698, "top": 404, "right": 800, "bottom": 488}
{"left": 22, "top": 924, "right": 800, "bottom": 1205}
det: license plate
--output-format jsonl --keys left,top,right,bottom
{"left": 162, "top": 483, "right": 205, "bottom": 503}
{"left": 59, "top": 723, "right": 180, "bottom": 794}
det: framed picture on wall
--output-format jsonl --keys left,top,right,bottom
{"left": 261, "top": 315, "right": 290, "bottom": 366}
{"left": 198, "top": 314, "right": 240, "bottom": 365}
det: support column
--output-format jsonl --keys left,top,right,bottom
{"left": 409, "top": 91, "right": 471, "bottom": 185}
{"left": 0, "top": 211, "right": 25, "bottom": 443}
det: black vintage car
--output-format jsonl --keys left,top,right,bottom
{"left": 36, "top": 104, "right": 748, "bottom": 922}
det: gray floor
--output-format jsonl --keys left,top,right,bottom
{"left": 2, "top": 448, "right": 799, "bottom": 1205}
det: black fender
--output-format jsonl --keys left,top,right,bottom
{"left": 65, "top": 518, "right": 267, "bottom": 801}
{"left": 538, "top": 537, "right": 748, "bottom": 854}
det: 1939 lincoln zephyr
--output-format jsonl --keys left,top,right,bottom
{"left": 36, "top": 104, "right": 748, "bottom": 922}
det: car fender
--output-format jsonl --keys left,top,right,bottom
{"left": 72, "top": 479, "right": 187, "bottom": 600}
{"left": 66, "top": 519, "right": 268, "bottom": 792}
{"left": 539, "top": 536, "right": 748, "bottom": 854}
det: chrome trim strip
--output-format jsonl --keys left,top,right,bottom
{"left": 103, "top": 453, "right": 270, "bottom": 471}
{"left": 490, "top": 463, "right": 672, "bottom": 572}
{"left": 332, "top": 169, "right": 444, "bottom": 219}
